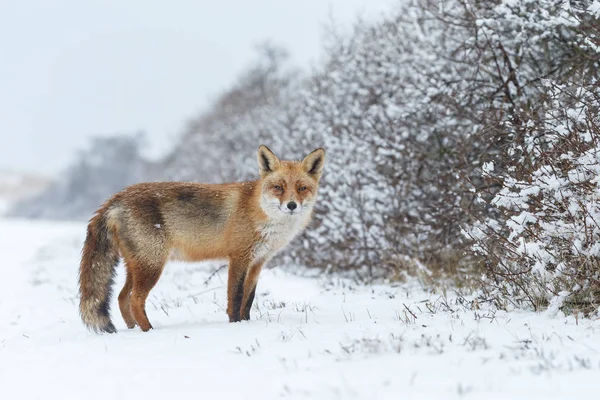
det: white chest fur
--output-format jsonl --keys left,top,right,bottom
{"left": 252, "top": 215, "right": 309, "bottom": 263}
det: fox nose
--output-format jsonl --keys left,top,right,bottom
{"left": 287, "top": 201, "right": 297, "bottom": 211}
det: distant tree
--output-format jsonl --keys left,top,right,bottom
{"left": 9, "top": 132, "right": 154, "bottom": 220}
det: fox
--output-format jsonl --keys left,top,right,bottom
{"left": 78, "top": 145, "right": 325, "bottom": 333}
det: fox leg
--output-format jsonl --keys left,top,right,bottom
{"left": 130, "top": 260, "right": 165, "bottom": 332}
{"left": 118, "top": 264, "right": 136, "bottom": 329}
{"left": 241, "top": 286, "right": 257, "bottom": 321}
{"left": 240, "top": 262, "right": 264, "bottom": 321}
{"left": 227, "top": 257, "right": 251, "bottom": 322}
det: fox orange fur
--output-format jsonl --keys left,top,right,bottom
{"left": 79, "top": 145, "right": 325, "bottom": 333}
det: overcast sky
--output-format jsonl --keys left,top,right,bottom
{"left": 0, "top": 0, "right": 396, "bottom": 176}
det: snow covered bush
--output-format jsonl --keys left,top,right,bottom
{"left": 465, "top": 1, "right": 600, "bottom": 314}
{"left": 469, "top": 81, "right": 600, "bottom": 314}
{"left": 284, "top": 0, "right": 600, "bottom": 277}
{"left": 276, "top": 1, "right": 493, "bottom": 277}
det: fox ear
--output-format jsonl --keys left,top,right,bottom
{"left": 257, "top": 145, "right": 281, "bottom": 177}
{"left": 302, "top": 148, "right": 325, "bottom": 179}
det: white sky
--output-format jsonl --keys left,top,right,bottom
{"left": 0, "top": 0, "right": 396, "bottom": 176}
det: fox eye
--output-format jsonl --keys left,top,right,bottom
{"left": 274, "top": 185, "right": 283, "bottom": 191}
{"left": 298, "top": 186, "right": 307, "bottom": 192}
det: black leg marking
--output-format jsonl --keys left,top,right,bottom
{"left": 230, "top": 271, "right": 246, "bottom": 322}
{"left": 241, "top": 285, "right": 257, "bottom": 321}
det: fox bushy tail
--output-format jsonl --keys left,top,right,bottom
{"left": 79, "top": 208, "right": 120, "bottom": 333}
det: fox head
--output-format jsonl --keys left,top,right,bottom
{"left": 257, "top": 145, "right": 325, "bottom": 219}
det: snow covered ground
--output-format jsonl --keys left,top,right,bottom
{"left": 1, "top": 217, "right": 599, "bottom": 399}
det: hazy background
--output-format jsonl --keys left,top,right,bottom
{"left": 0, "top": 0, "right": 395, "bottom": 177}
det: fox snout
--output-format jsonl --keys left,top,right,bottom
{"left": 279, "top": 200, "right": 301, "bottom": 215}
{"left": 262, "top": 196, "right": 305, "bottom": 216}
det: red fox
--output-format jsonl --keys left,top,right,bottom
{"left": 79, "top": 145, "right": 325, "bottom": 333}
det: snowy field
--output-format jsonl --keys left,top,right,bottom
{"left": 1, "top": 217, "right": 600, "bottom": 399}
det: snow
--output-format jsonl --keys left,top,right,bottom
{"left": 589, "top": 1, "right": 600, "bottom": 17}
{"left": 1, "top": 217, "right": 600, "bottom": 399}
